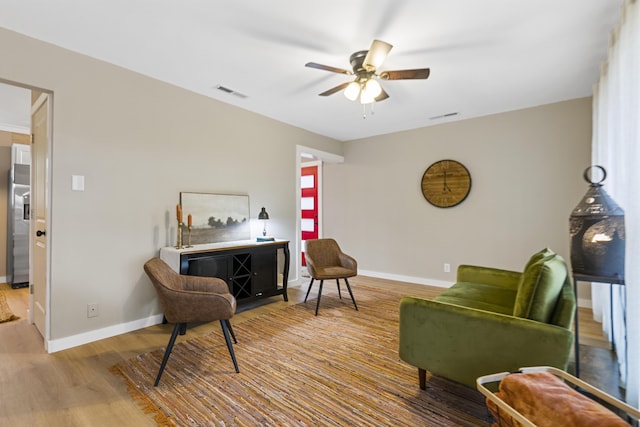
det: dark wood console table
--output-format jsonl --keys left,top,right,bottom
{"left": 160, "top": 239, "right": 290, "bottom": 303}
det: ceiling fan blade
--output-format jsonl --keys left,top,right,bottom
{"left": 305, "top": 62, "right": 352, "bottom": 75}
{"left": 363, "top": 39, "right": 393, "bottom": 71}
{"left": 379, "top": 68, "right": 430, "bottom": 80}
{"left": 375, "top": 87, "right": 389, "bottom": 102}
{"left": 318, "top": 82, "right": 350, "bottom": 96}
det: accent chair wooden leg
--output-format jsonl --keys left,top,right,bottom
{"left": 315, "top": 280, "right": 324, "bottom": 316}
{"left": 419, "top": 368, "right": 426, "bottom": 390}
{"left": 336, "top": 279, "right": 342, "bottom": 299}
{"left": 304, "top": 278, "right": 315, "bottom": 303}
{"left": 154, "top": 322, "right": 182, "bottom": 386}
{"left": 343, "top": 278, "right": 358, "bottom": 311}
{"left": 220, "top": 320, "right": 240, "bottom": 373}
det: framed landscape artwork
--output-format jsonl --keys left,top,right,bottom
{"left": 180, "top": 192, "right": 251, "bottom": 244}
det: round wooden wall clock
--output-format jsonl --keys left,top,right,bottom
{"left": 421, "top": 160, "right": 472, "bottom": 208}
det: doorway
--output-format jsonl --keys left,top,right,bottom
{"left": 300, "top": 160, "right": 321, "bottom": 267}
{"left": 296, "top": 145, "right": 344, "bottom": 285}
{"left": 0, "top": 80, "right": 52, "bottom": 348}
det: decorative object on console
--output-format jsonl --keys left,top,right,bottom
{"left": 569, "top": 165, "right": 625, "bottom": 377}
{"left": 421, "top": 159, "right": 471, "bottom": 208}
{"left": 180, "top": 192, "right": 250, "bottom": 244}
{"left": 186, "top": 213, "right": 193, "bottom": 248}
{"left": 175, "top": 204, "right": 184, "bottom": 249}
{"left": 257, "top": 207, "right": 275, "bottom": 242}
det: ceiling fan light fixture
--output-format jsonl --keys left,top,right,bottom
{"left": 364, "top": 79, "right": 382, "bottom": 98}
{"left": 344, "top": 81, "right": 360, "bottom": 101}
{"left": 359, "top": 78, "right": 381, "bottom": 104}
{"left": 360, "top": 89, "right": 375, "bottom": 104}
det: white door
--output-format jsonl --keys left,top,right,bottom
{"left": 30, "top": 94, "right": 50, "bottom": 340}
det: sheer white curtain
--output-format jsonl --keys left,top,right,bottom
{"left": 591, "top": 0, "right": 640, "bottom": 407}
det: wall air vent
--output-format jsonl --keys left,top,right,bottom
{"left": 215, "top": 85, "right": 248, "bottom": 99}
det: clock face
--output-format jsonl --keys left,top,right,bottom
{"left": 421, "top": 160, "right": 472, "bottom": 208}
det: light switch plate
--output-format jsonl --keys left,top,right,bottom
{"left": 72, "top": 175, "right": 85, "bottom": 191}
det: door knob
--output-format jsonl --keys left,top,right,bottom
{"left": 36, "top": 230, "right": 46, "bottom": 237}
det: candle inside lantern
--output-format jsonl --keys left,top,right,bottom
{"left": 176, "top": 204, "right": 182, "bottom": 223}
{"left": 188, "top": 214, "right": 192, "bottom": 227}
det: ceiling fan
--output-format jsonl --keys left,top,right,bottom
{"left": 305, "top": 39, "right": 430, "bottom": 104}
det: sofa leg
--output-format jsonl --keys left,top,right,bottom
{"left": 419, "top": 368, "right": 426, "bottom": 390}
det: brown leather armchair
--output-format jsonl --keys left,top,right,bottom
{"left": 143, "top": 257, "right": 239, "bottom": 386}
{"left": 304, "top": 238, "right": 358, "bottom": 315}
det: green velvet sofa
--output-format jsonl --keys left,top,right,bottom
{"left": 399, "top": 248, "right": 576, "bottom": 389}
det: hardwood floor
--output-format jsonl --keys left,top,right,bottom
{"left": 0, "top": 277, "right": 623, "bottom": 426}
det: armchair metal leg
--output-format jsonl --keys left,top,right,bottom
{"left": 220, "top": 320, "right": 240, "bottom": 373}
{"left": 225, "top": 319, "right": 237, "bottom": 344}
{"left": 343, "top": 278, "right": 358, "bottom": 311}
{"left": 304, "top": 278, "right": 315, "bottom": 302}
{"left": 336, "top": 279, "right": 342, "bottom": 299}
{"left": 315, "top": 280, "right": 324, "bottom": 316}
{"left": 154, "top": 322, "right": 182, "bottom": 386}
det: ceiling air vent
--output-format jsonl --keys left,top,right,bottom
{"left": 215, "top": 85, "right": 248, "bottom": 99}
{"left": 429, "top": 112, "right": 459, "bottom": 120}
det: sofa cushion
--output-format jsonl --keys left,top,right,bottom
{"left": 523, "top": 247, "right": 555, "bottom": 271}
{"left": 435, "top": 281, "right": 517, "bottom": 315}
{"left": 513, "top": 254, "right": 567, "bottom": 322}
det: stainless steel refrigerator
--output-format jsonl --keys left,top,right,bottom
{"left": 7, "top": 158, "right": 30, "bottom": 288}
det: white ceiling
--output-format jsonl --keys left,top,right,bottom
{"left": 0, "top": 0, "right": 622, "bottom": 141}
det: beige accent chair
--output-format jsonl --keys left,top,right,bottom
{"left": 304, "top": 238, "right": 358, "bottom": 315}
{"left": 144, "top": 257, "right": 239, "bottom": 386}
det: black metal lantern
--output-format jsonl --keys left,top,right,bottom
{"left": 569, "top": 166, "right": 625, "bottom": 280}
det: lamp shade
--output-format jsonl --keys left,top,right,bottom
{"left": 569, "top": 166, "right": 625, "bottom": 280}
{"left": 258, "top": 207, "right": 269, "bottom": 220}
{"left": 344, "top": 81, "right": 360, "bottom": 101}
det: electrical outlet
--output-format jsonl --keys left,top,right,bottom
{"left": 444, "top": 263, "right": 451, "bottom": 273}
{"left": 87, "top": 303, "right": 99, "bottom": 318}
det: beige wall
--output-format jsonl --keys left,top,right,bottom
{"left": 323, "top": 98, "right": 591, "bottom": 288}
{"left": 0, "top": 28, "right": 342, "bottom": 346}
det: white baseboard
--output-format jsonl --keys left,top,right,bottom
{"left": 0, "top": 276, "right": 6, "bottom": 283}
{"left": 358, "top": 269, "right": 454, "bottom": 289}
{"left": 47, "top": 313, "right": 165, "bottom": 353}
{"left": 578, "top": 297, "right": 592, "bottom": 308}
{"left": 46, "top": 275, "right": 588, "bottom": 353}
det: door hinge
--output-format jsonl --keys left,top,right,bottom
{"left": 31, "top": 134, "right": 34, "bottom": 144}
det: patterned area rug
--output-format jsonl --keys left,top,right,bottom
{"left": 111, "top": 286, "right": 493, "bottom": 426}
{"left": 0, "top": 293, "right": 19, "bottom": 323}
